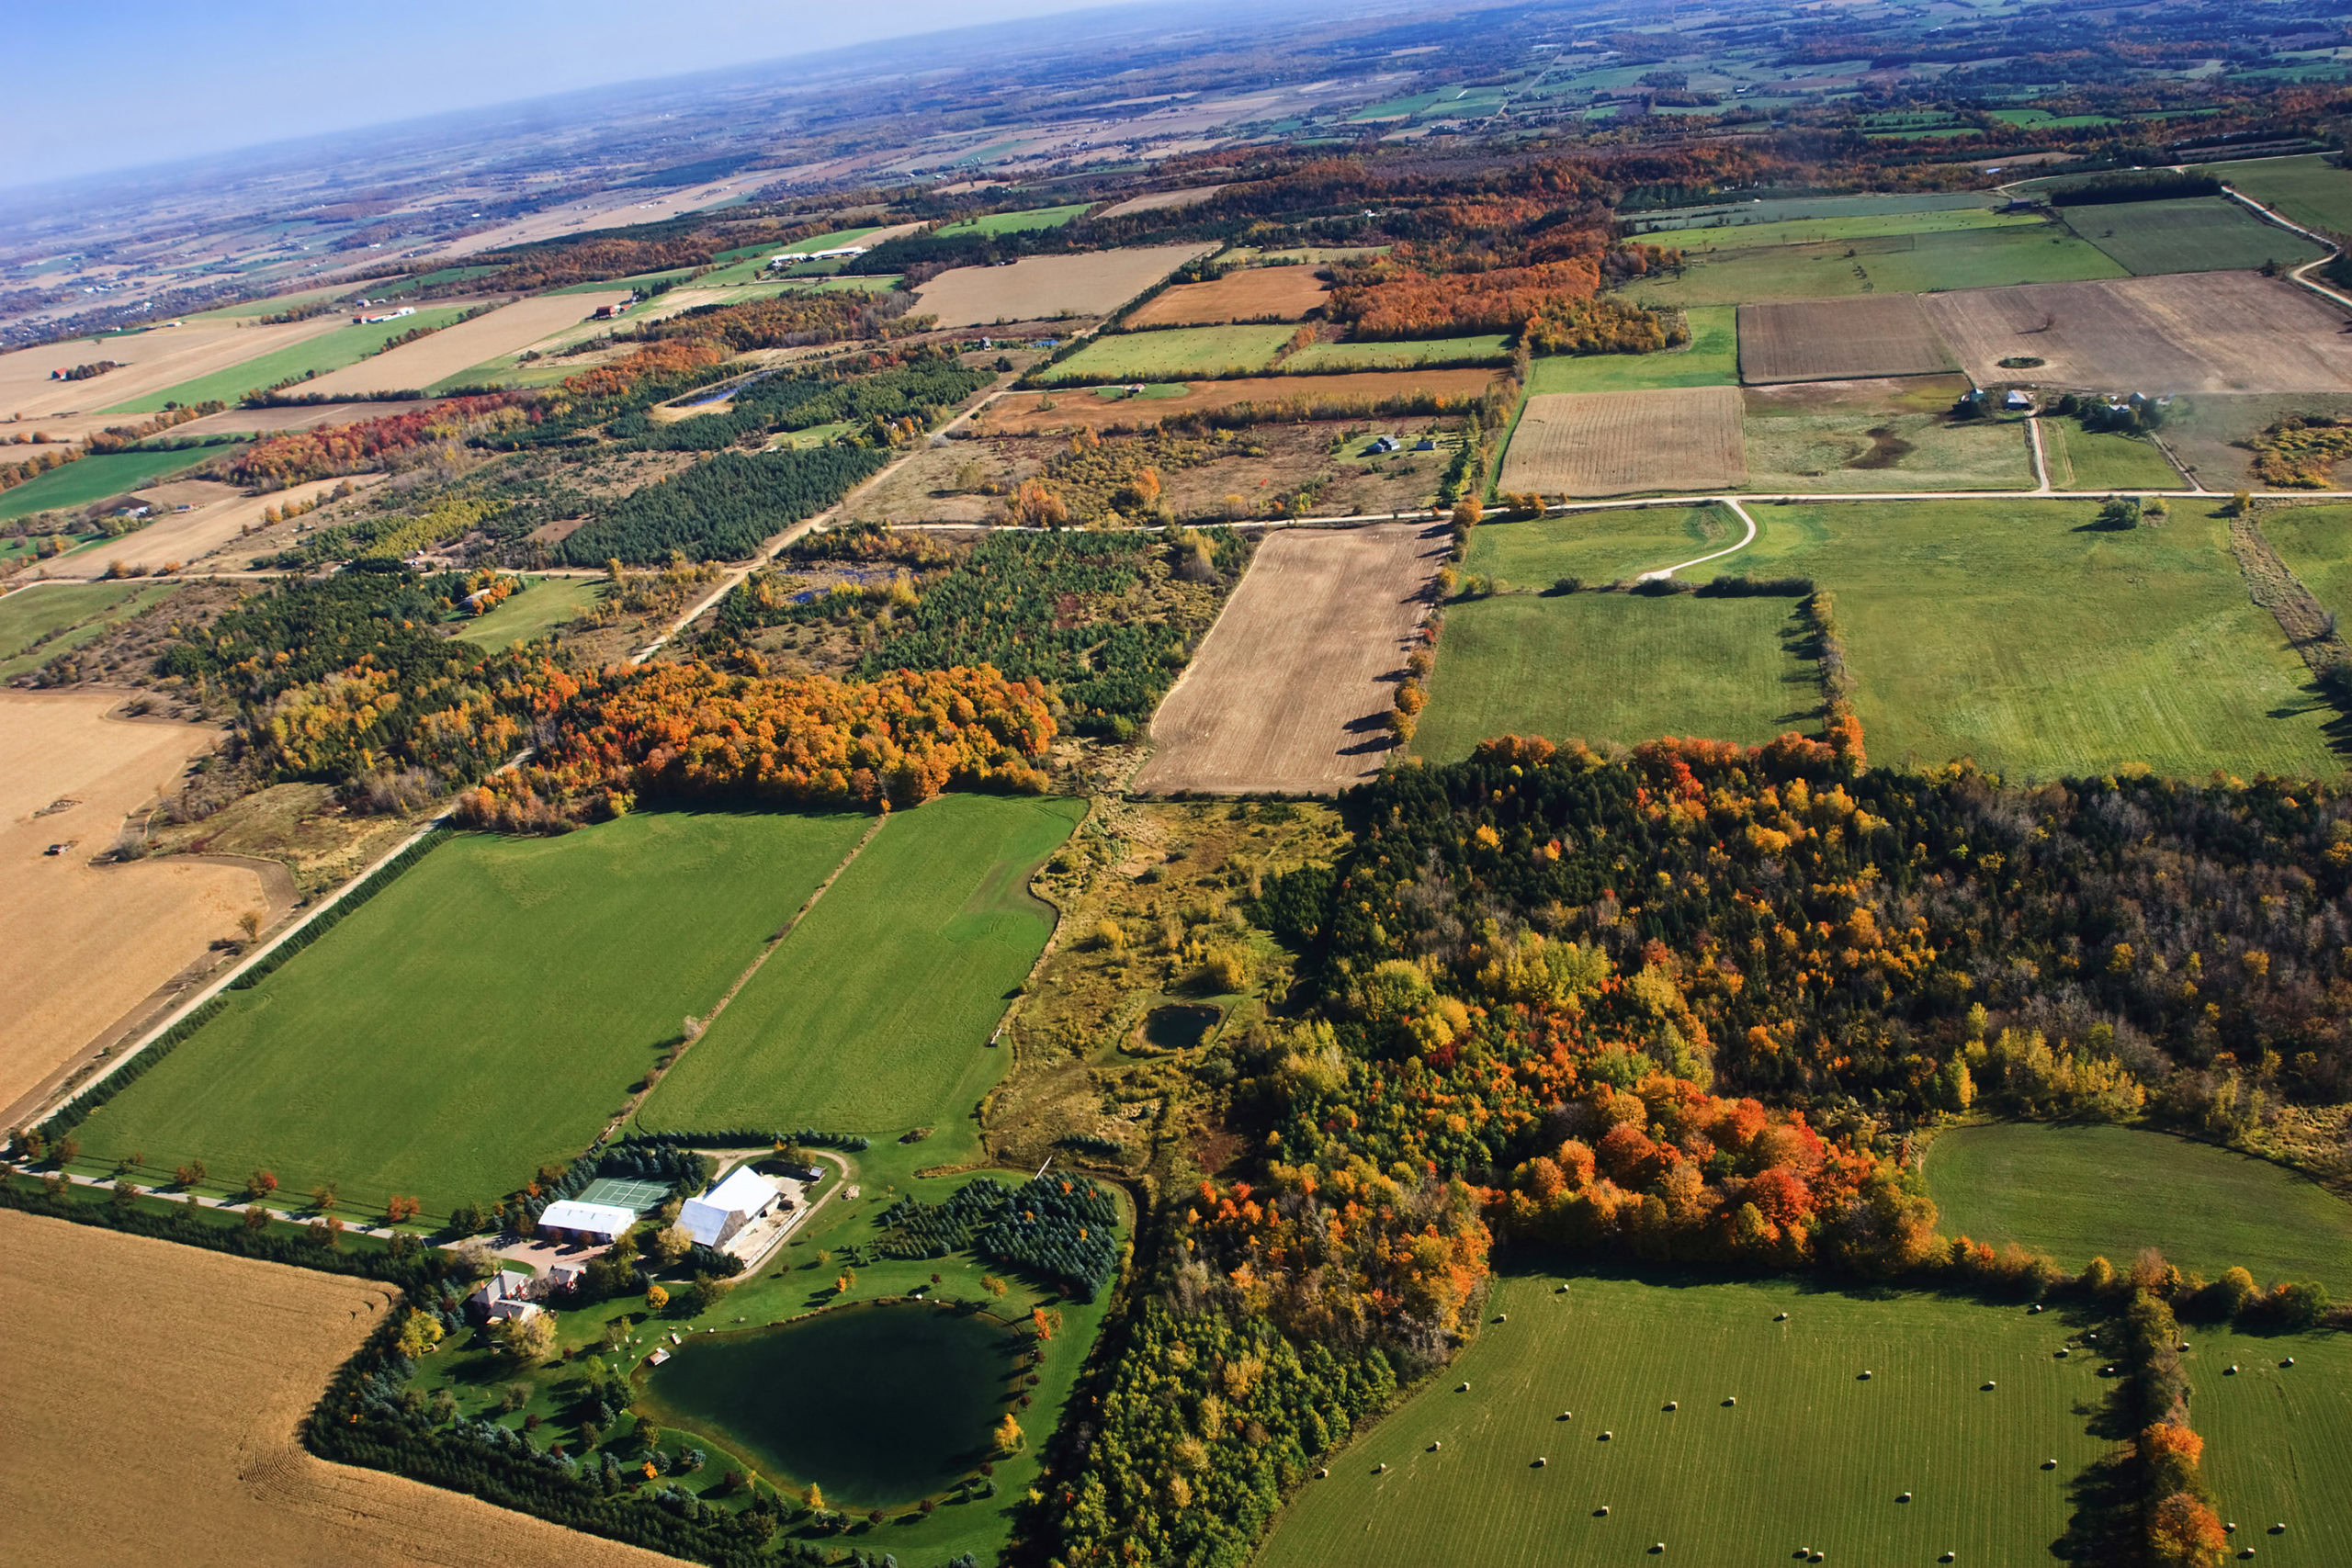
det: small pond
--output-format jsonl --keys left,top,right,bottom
{"left": 638, "top": 1301, "right": 1024, "bottom": 1504}
{"left": 1141, "top": 1001, "right": 1222, "bottom": 1051}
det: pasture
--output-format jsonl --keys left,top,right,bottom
{"left": 2256, "top": 502, "right": 2352, "bottom": 615}
{"left": 1737, "top": 296, "right": 1955, "bottom": 384}
{"left": 0, "top": 446, "right": 226, "bottom": 522}
{"left": 1283, "top": 335, "right": 1512, "bottom": 372}
{"left": 1037, "top": 324, "right": 1295, "bottom": 383}
{"left": 935, "top": 202, "right": 1093, "bottom": 235}
{"left": 1644, "top": 206, "right": 2041, "bottom": 253}
{"left": 0, "top": 580, "right": 175, "bottom": 678}
{"left": 912, "top": 243, "right": 1214, "bottom": 327}
{"left": 106, "top": 307, "right": 477, "bottom": 412}
{"left": 1923, "top": 1122, "right": 2352, "bottom": 1292}
{"left": 1741, "top": 377, "right": 2033, "bottom": 492}
{"left": 2040, "top": 419, "right": 2181, "bottom": 489}
{"left": 639, "top": 794, "right": 1083, "bottom": 1149}
{"left": 976, "top": 367, "right": 1498, "bottom": 434}
{"left": 289, "top": 293, "right": 625, "bottom": 398}
{"left": 1522, "top": 307, "right": 1736, "bottom": 394}
{"left": 1467, "top": 505, "right": 1736, "bottom": 590}
{"left": 1096, "top": 185, "right": 1228, "bottom": 219}
{"left": 1629, "top": 222, "right": 2125, "bottom": 309}
{"left": 452, "top": 575, "right": 605, "bottom": 648}
{"left": 1126, "top": 265, "right": 1329, "bottom": 325}
{"left": 73, "top": 811, "right": 869, "bottom": 1212}
{"left": 2060, "top": 197, "right": 2327, "bottom": 276}
{"left": 1498, "top": 387, "right": 1747, "bottom": 496}
{"left": 1254, "top": 1270, "right": 2109, "bottom": 1568}
{"left": 1629, "top": 191, "right": 1996, "bottom": 233}
{"left": 0, "top": 1209, "right": 673, "bottom": 1568}
{"left": 1922, "top": 274, "right": 2352, "bottom": 394}
{"left": 2188, "top": 1325, "right": 2352, "bottom": 1565}
{"left": 1136, "top": 521, "right": 1448, "bottom": 795}
{"left": 2199, "top": 152, "right": 2352, "bottom": 236}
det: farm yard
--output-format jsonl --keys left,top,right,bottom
{"left": 105, "top": 306, "right": 481, "bottom": 412}
{"left": 1498, "top": 387, "right": 1747, "bottom": 496}
{"left": 911, "top": 243, "right": 1213, "bottom": 326}
{"left": 1125, "top": 265, "right": 1329, "bottom": 325}
{"left": 2039, "top": 417, "right": 2182, "bottom": 489}
{"left": 2058, "top": 197, "right": 2328, "bottom": 276}
{"left": 1736, "top": 295, "right": 1955, "bottom": 384}
{"left": 1254, "top": 1270, "right": 2110, "bottom": 1568}
{"left": 1740, "top": 376, "right": 2033, "bottom": 492}
{"left": 1136, "top": 521, "right": 1447, "bottom": 794}
{"left": 35, "top": 473, "right": 381, "bottom": 579}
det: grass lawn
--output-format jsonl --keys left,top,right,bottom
{"left": 2197, "top": 152, "right": 2352, "bottom": 235}
{"left": 2041, "top": 419, "right": 2182, "bottom": 490}
{"left": 1742, "top": 389, "right": 2034, "bottom": 493}
{"left": 1922, "top": 1122, "right": 2352, "bottom": 1292}
{"left": 73, "top": 811, "right": 870, "bottom": 1214}
{"left": 2188, "top": 1325, "right": 2352, "bottom": 1564}
{"left": 1629, "top": 223, "right": 2125, "bottom": 309}
{"left": 1038, "top": 325, "right": 1295, "bottom": 383}
{"left": 2060, "top": 197, "right": 2328, "bottom": 276}
{"left": 936, "top": 203, "right": 1092, "bottom": 236}
{"left": 1413, "top": 590, "right": 1815, "bottom": 761}
{"left": 1255, "top": 1269, "right": 2110, "bottom": 1568}
{"left": 0, "top": 581, "right": 177, "bottom": 679}
{"left": 1522, "top": 307, "right": 1737, "bottom": 395}
{"left": 0, "top": 446, "right": 226, "bottom": 521}
{"left": 106, "top": 309, "right": 475, "bottom": 412}
{"left": 1468, "top": 505, "right": 1738, "bottom": 589}
{"left": 2260, "top": 502, "right": 2352, "bottom": 614}
{"left": 1284, "top": 335, "right": 1513, "bottom": 372}
{"left": 451, "top": 576, "right": 604, "bottom": 648}
{"left": 639, "top": 794, "right": 1085, "bottom": 1151}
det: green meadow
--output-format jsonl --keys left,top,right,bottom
{"left": 107, "top": 308, "right": 475, "bottom": 412}
{"left": 0, "top": 446, "right": 228, "bottom": 521}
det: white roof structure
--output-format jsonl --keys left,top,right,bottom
{"left": 680, "top": 1167, "right": 780, "bottom": 1247}
{"left": 537, "top": 1199, "right": 636, "bottom": 1237}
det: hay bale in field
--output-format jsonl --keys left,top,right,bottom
{"left": 1599, "top": 1430, "right": 1612, "bottom": 1441}
{"left": 1723, "top": 1396, "right": 1736, "bottom": 1406}
{"left": 1775, "top": 1312, "right": 1789, "bottom": 1322}
{"left": 1456, "top": 1382, "right": 1471, "bottom": 1392}
{"left": 1532, "top": 1456, "right": 1547, "bottom": 1468}
{"left": 1859, "top": 1369, "right": 1872, "bottom": 1380}
{"left": 1898, "top": 1491, "right": 1913, "bottom": 1503}
{"left": 1982, "top": 1381, "right": 1997, "bottom": 1390}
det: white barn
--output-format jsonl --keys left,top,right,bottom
{"left": 537, "top": 1198, "right": 635, "bottom": 1246}
{"left": 680, "top": 1166, "right": 782, "bottom": 1248}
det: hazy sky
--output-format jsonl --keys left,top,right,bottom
{"left": 6, "top": 0, "right": 1154, "bottom": 187}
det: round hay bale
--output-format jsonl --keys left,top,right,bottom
{"left": 1723, "top": 1396, "right": 1736, "bottom": 1406}
{"left": 2030, "top": 1303, "right": 2043, "bottom": 1314}
{"left": 2271, "top": 1523, "right": 2286, "bottom": 1533}
{"left": 2227, "top": 1364, "right": 2240, "bottom": 1375}
{"left": 1532, "top": 1456, "right": 1546, "bottom": 1468}
{"left": 1600, "top": 1430, "right": 1612, "bottom": 1441}
{"left": 1595, "top": 1505, "right": 1609, "bottom": 1517}
{"left": 1496, "top": 1313, "right": 1508, "bottom": 1323}
{"left": 1559, "top": 1410, "right": 1574, "bottom": 1421}
{"left": 2056, "top": 1348, "right": 2070, "bottom": 1358}
{"left": 1664, "top": 1401, "right": 1679, "bottom": 1411}
{"left": 1650, "top": 1543, "right": 1665, "bottom": 1554}
{"left": 1374, "top": 1462, "right": 1386, "bottom": 1474}
{"left": 2042, "top": 1460, "right": 2059, "bottom": 1471}
{"left": 2282, "top": 1358, "right": 2295, "bottom": 1368}
{"left": 1457, "top": 1382, "right": 1471, "bottom": 1392}
{"left": 1982, "top": 1381, "right": 1997, "bottom": 1391}
{"left": 1898, "top": 1491, "right": 1912, "bottom": 1504}
{"left": 2226, "top": 1522, "right": 2238, "bottom": 1532}
{"left": 1316, "top": 1467, "right": 1329, "bottom": 1479}
{"left": 1775, "top": 1312, "right": 1789, "bottom": 1322}
{"left": 1429, "top": 1440, "right": 1442, "bottom": 1451}
{"left": 1859, "top": 1370, "right": 1873, "bottom": 1380}
{"left": 1941, "top": 1554, "right": 1957, "bottom": 1563}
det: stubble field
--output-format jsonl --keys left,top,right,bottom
{"left": 1499, "top": 387, "right": 1747, "bottom": 495}
{"left": 976, "top": 367, "right": 1498, "bottom": 434}
{"left": 1737, "top": 295, "right": 1956, "bottom": 384}
{"left": 1126, "top": 265, "right": 1330, "bottom": 325}
{"left": 40, "top": 473, "right": 387, "bottom": 578}
{"left": 0, "top": 315, "right": 347, "bottom": 421}
{"left": 912, "top": 243, "right": 1215, "bottom": 327}
{"left": 106, "top": 307, "right": 481, "bottom": 412}
{"left": 289, "top": 292, "right": 628, "bottom": 397}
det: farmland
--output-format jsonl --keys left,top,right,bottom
{"left": 1283, "top": 335, "right": 1512, "bottom": 372}
{"left": 2059, "top": 197, "right": 2327, "bottom": 276}
{"left": 2188, "top": 1325, "right": 2352, "bottom": 1565}
{"left": 453, "top": 575, "right": 605, "bottom": 647}
{"left": 1741, "top": 377, "right": 2033, "bottom": 492}
{"left": 1629, "top": 222, "right": 2126, "bottom": 309}
{"left": 2162, "top": 392, "right": 2352, "bottom": 490}
{"left": 0, "top": 444, "right": 228, "bottom": 522}
{"left": 639, "top": 793, "right": 1084, "bottom": 1157}
{"left": 975, "top": 367, "right": 1498, "bottom": 434}
{"left": 1736, "top": 295, "right": 1955, "bottom": 384}
{"left": 1628, "top": 191, "right": 1997, "bottom": 233}
{"left": 1922, "top": 273, "right": 2352, "bottom": 394}
{"left": 935, "top": 202, "right": 1093, "bottom": 235}
{"left": 2041, "top": 417, "right": 2182, "bottom": 489}
{"left": 1254, "top": 1270, "right": 2109, "bottom": 1568}
{"left": 1465, "top": 505, "right": 1736, "bottom": 590}
{"left": 911, "top": 243, "right": 1214, "bottom": 326}
{"left": 1038, "top": 324, "right": 1296, "bottom": 383}
{"left": 1136, "top": 521, "right": 1447, "bottom": 794}
{"left": 46, "top": 473, "right": 384, "bottom": 579}
{"left": 106, "top": 307, "right": 479, "bottom": 412}
{"left": 2199, "top": 152, "right": 2352, "bottom": 236}
{"left": 1498, "top": 387, "right": 1747, "bottom": 496}
{"left": 2256, "top": 502, "right": 2352, "bottom": 614}
{"left": 0, "top": 316, "right": 348, "bottom": 421}
{"left": 1923, "top": 1122, "right": 2352, "bottom": 1293}
{"left": 72, "top": 811, "right": 870, "bottom": 1213}
{"left": 0, "top": 1209, "right": 675, "bottom": 1568}
{"left": 0, "top": 580, "right": 176, "bottom": 678}
{"left": 289, "top": 292, "right": 626, "bottom": 398}
{"left": 1523, "top": 306, "right": 1736, "bottom": 394}
{"left": 1126, "top": 265, "right": 1329, "bottom": 326}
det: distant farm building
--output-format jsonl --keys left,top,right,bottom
{"left": 680, "top": 1166, "right": 784, "bottom": 1248}
{"left": 355, "top": 306, "right": 418, "bottom": 324}
{"left": 469, "top": 1269, "right": 542, "bottom": 1323}
{"left": 536, "top": 1198, "right": 636, "bottom": 1246}
{"left": 2005, "top": 389, "right": 2034, "bottom": 411}
{"left": 769, "top": 244, "right": 870, "bottom": 269}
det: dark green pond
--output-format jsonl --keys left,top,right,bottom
{"left": 638, "top": 1302, "right": 1024, "bottom": 1504}
{"left": 1142, "top": 1002, "right": 1221, "bottom": 1050}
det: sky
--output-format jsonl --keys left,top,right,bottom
{"left": 6, "top": 0, "right": 1155, "bottom": 188}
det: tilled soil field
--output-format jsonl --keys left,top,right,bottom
{"left": 1499, "top": 386, "right": 1747, "bottom": 495}
{"left": 1739, "top": 295, "right": 1957, "bottom": 383}
{"left": 913, "top": 243, "right": 1215, "bottom": 327}
{"left": 1126, "top": 265, "right": 1330, "bottom": 326}
{"left": 0, "top": 1209, "right": 685, "bottom": 1568}
{"left": 1136, "top": 520, "right": 1447, "bottom": 794}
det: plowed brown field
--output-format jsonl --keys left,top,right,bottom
{"left": 1136, "top": 521, "right": 1447, "bottom": 794}
{"left": 1126, "top": 266, "right": 1329, "bottom": 326}
{"left": 0, "top": 1208, "right": 684, "bottom": 1568}
{"left": 976, "top": 367, "right": 1498, "bottom": 434}
{"left": 1923, "top": 272, "right": 2352, "bottom": 392}
{"left": 1499, "top": 386, "right": 1747, "bottom": 496}
{"left": 1739, "top": 295, "right": 1956, "bottom": 383}
{"left": 913, "top": 243, "right": 1215, "bottom": 327}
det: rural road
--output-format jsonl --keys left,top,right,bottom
{"left": 2027, "top": 417, "right": 2052, "bottom": 492}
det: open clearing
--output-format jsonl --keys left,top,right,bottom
{"left": 1741, "top": 377, "right": 2032, "bottom": 492}
{"left": 0, "top": 580, "right": 176, "bottom": 678}
{"left": 1255, "top": 1270, "right": 2109, "bottom": 1568}
{"left": 1283, "top": 334, "right": 1513, "bottom": 372}
{"left": 1500, "top": 387, "right": 1747, "bottom": 495}
{"left": 1097, "top": 185, "right": 1229, "bottom": 219}
{"left": 1038, "top": 324, "right": 1296, "bottom": 383}
{"left": 288, "top": 292, "right": 627, "bottom": 397}
{"left": 2059, "top": 196, "right": 2328, "bottom": 276}
{"left": 2199, "top": 152, "right": 2352, "bottom": 236}
{"left": 0, "top": 692, "right": 267, "bottom": 1121}
{"left": 74, "top": 811, "right": 869, "bottom": 1213}
{"left": 1630, "top": 222, "right": 2126, "bottom": 309}
{"left": 1468, "top": 505, "right": 1736, "bottom": 590}
{"left": 107, "top": 308, "right": 481, "bottom": 412}
{"left": 640, "top": 793, "right": 1083, "bottom": 1136}
{"left": 1737, "top": 296, "right": 1956, "bottom": 384}
{"left": 1922, "top": 273, "right": 2352, "bottom": 393}
{"left": 0, "top": 1209, "right": 680, "bottom": 1568}
{"left": 2189, "top": 1325, "right": 2352, "bottom": 1565}
{"left": 1136, "top": 521, "right": 1447, "bottom": 794}
{"left": 912, "top": 243, "right": 1212, "bottom": 326}
{"left": 976, "top": 367, "right": 1498, "bottom": 434}
{"left": 454, "top": 575, "right": 605, "bottom": 648}
{"left": 1523, "top": 307, "right": 1738, "bottom": 394}
{"left": 936, "top": 202, "right": 1093, "bottom": 235}
{"left": 1924, "top": 1122, "right": 2352, "bottom": 1292}
{"left": 1126, "top": 265, "right": 1329, "bottom": 325}
{"left": 2040, "top": 418, "right": 2181, "bottom": 489}
{"left": 0, "top": 315, "right": 347, "bottom": 421}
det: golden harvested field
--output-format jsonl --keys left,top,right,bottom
{"left": 292, "top": 293, "right": 627, "bottom": 397}
{"left": 28, "top": 472, "right": 390, "bottom": 578}
{"left": 172, "top": 399, "right": 456, "bottom": 437}
{"left": 1096, "top": 185, "right": 1229, "bottom": 218}
{"left": 1136, "top": 521, "right": 1448, "bottom": 794}
{"left": 1500, "top": 386, "right": 1747, "bottom": 495}
{"left": 0, "top": 691, "right": 270, "bottom": 1120}
{"left": 1125, "top": 265, "right": 1330, "bottom": 326}
{"left": 913, "top": 243, "right": 1215, "bottom": 327}
{"left": 976, "top": 367, "right": 1498, "bottom": 434}
{"left": 1923, "top": 272, "right": 2352, "bottom": 392}
{"left": 0, "top": 1209, "right": 684, "bottom": 1568}
{"left": 0, "top": 316, "right": 348, "bottom": 422}
{"left": 1739, "top": 295, "right": 1956, "bottom": 383}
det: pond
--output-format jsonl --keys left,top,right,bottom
{"left": 637, "top": 1302, "right": 1025, "bottom": 1505}
{"left": 1141, "top": 1001, "right": 1221, "bottom": 1051}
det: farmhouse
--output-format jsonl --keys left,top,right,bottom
{"left": 680, "top": 1165, "right": 784, "bottom": 1248}
{"left": 536, "top": 1198, "right": 636, "bottom": 1246}
{"left": 468, "top": 1269, "right": 541, "bottom": 1324}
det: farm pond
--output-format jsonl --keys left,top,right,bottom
{"left": 637, "top": 1301, "right": 1028, "bottom": 1504}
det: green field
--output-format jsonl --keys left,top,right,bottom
{"left": 2041, "top": 418, "right": 2182, "bottom": 490}
{"left": 186, "top": 285, "right": 351, "bottom": 321}
{"left": 2189, "top": 1325, "right": 2352, "bottom": 1564}
{"left": 1039, "top": 324, "right": 1295, "bottom": 382}
{"left": 1743, "top": 391, "right": 2035, "bottom": 493}
{"left": 106, "top": 308, "right": 474, "bottom": 412}
{"left": 1468, "top": 505, "right": 1737, "bottom": 589}
{"left": 551, "top": 269, "right": 695, "bottom": 296}
{"left": 452, "top": 576, "right": 604, "bottom": 648}
{"left": 2060, "top": 197, "right": 2328, "bottom": 276}
{"left": 639, "top": 794, "right": 1085, "bottom": 1150}
{"left": 1522, "top": 307, "right": 1737, "bottom": 395}
{"left": 2197, "top": 153, "right": 2352, "bottom": 235}
{"left": 1653, "top": 208, "right": 2042, "bottom": 254}
{"left": 1630, "top": 223, "right": 2126, "bottom": 308}
{"left": 1255, "top": 1270, "right": 2110, "bottom": 1568}
{"left": 73, "top": 812, "right": 870, "bottom": 1213}
{"left": 2257, "top": 502, "right": 2352, "bottom": 615}
{"left": 0, "top": 580, "right": 177, "bottom": 679}
{"left": 1284, "top": 335, "right": 1512, "bottom": 372}
{"left": 1923, "top": 1123, "right": 2352, "bottom": 1292}
{"left": 0, "top": 446, "right": 221, "bottom": 521}
{"left": 1629, "top": 192, "right": 1996, "bottom": 232}
{"left": 936, "top": 203, "right": 1092, "bottom": 235}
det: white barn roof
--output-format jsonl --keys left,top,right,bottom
{"left": 537, "top": 1199, "right": 636, "bottom": 1235}
{"left": 680, "top": 1167, "right": 780, "bottom": 1247}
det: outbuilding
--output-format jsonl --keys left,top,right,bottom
{"left": 537, "top": 1198, "right": 636, "bottom": 1246}
{"left": 680, "top": 1166, "right": 783, "bottom": 1248}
